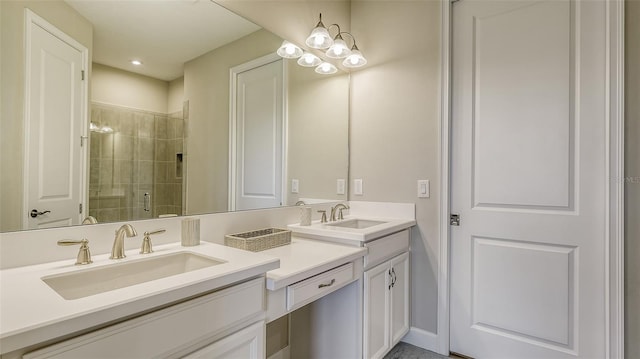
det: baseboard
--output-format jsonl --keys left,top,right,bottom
{"left": 401, "top": 327, "right": 439, "bottom": 353}
{"left": 267, "top": 346, "right": 290, "bottom": 359}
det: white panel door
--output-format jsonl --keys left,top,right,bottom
{"left": 25, "top": 16, "right": 86, "bottom": 229}
{"left": 451, "top": 0, "right": 607, "bottom": 357}
{"left": 234, "top": 59, "right": 283, "bottom": 210}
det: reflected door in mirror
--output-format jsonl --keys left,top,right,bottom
{"left": 231, "top": 58, "right": 284, "bottom": 210}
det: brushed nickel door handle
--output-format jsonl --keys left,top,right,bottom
{"left": 30, "top": 209, "right": 51, "bottom": 218}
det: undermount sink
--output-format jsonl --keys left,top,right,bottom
{"left": 42, "top": 252, "right": 226, "bottom": 300}
{"left": 326, "top": 219, "right": 387, "bottom": 229}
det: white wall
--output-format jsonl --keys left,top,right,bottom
{"left": 91, "top": 63, "right": 169, "bottom": 114}
{"left": 349, "top": 0, "right": 441, "bottom": 335}
{"left": 286, "top": 66, "right": 349, "bottom": 204}
{"left": 168, "top": 77, "right": 185, "bottom": 115}
{"left": 0, "top": 0, "right": 93, "bottom": 232}
{"left": 625, "top": 1, "right": 639, "bottom": 357}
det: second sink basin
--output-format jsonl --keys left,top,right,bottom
{"left": 326, "top": 219, "right": 387, "bottom": 229}
{"left": 43, "top": 252, "right": 226, "bottom": 300}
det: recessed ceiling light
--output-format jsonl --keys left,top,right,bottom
{"left": 131, "top": 60, "right": 143, "bottom": 66}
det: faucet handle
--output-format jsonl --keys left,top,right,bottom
{"left": 318, "top": 210, "right": 327, "bottom": 223}
{"left": 338, "top": 208, "right": 346, "bottom": 220}
{"left": 58, "top": 239, "right": 92, "bottom": 265}
{"left": 140, "top": 229, "right": 165, "bottom": 254}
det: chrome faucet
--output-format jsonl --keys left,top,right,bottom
{"left": 110, "top": 224, "right": 137, "bottom": 259}
{"left": 330, "top": 203, "right": 350, "bottom": 221}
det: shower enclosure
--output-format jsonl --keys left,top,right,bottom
{"left": 88, "top": 103, "right": 184, "bottom": 222}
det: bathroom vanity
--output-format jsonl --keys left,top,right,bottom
{"left": 284, "top": 202, "right": 415, "bottom": 359}
{"left": 0, "top": 243, "right": 279, "bottom": 358}
{"left": 0, "top": 201, "right": 415, "bottom": 359}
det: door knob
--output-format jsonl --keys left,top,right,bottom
{"left": 30, "top": 209, "right": 51, "bottom": 218}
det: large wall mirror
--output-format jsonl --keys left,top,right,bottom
{"left": 0, "top": 0, "right": 349, "bottom": 233}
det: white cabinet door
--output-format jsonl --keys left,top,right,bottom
{"left": 390, "top": 252, "right": 409, "bottom": 346}
{"left": 363, "top": 261, "right": 391, "bottom": 359}
{"left": 184, "top": 321, "right": 265, "bottom": 359}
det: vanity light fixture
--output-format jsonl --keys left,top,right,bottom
{"left": 297, "top": 52, "right": 322, "bottom": 67}
{"left": 315, "top": 62, "right": 337, "bottom": 75}
{"left": 325, "top": 32, "right": 350, "bottom": 59}
{"left": 306, "top": 13, "right": 367, "bottom": 66}
{"left": 276, "top": 13, "right": 367, "bottom": 74}
{"left": 276, "top": 40, "right": 303, "bottom": 59}
{"left": 305, "top": 13, "right": 333, "bottom": 49}
{"left": 342, "top": 37, "right": 367, "bottom": 68}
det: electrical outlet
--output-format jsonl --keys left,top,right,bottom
{"left": 354, "top": 179, "right": 363, "bottom": 195}
{"left": 291, "top": 179, "right": 299, "bottom": 193}
{"left": 337, "top": 179, "right": 346, "bottom": 195}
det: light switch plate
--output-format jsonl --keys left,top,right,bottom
{"left": 417, "top": 180, "right": 430, "bottom": 198}
{"left": 291, "top": 179, "right": 299, "bottom": 193}
{"left": 337, "top": 179, "right": 346, "bottom": 195}
{"left": 354, "top": 179, "right": 363, "bottom": 196}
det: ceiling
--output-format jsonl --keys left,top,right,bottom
{"left": 66, "top": 0, "right": 261, "bottom": 81}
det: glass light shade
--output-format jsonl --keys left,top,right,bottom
{"left": 297, "top": 52, "right": 322, "bottom": 67}
{"left": 325, "top": 37, "right": 351, "bottom": 59}
{"left": 343, "top": 49, "right": 367, "bottom": 68}
{"left": 277, "top": 41, "right": 303, "bottom": 59}
{"left": 315, "top": 62, "right": 337, "bottom": 75}
{"left": 306, "top": 26, "right": 333, "bottom": 49}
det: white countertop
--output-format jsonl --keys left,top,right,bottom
{"left": 263, "top": 237, "right": 367, "bottom": 291}
{"left": 288, "top": 216, "right": 416, "bottom": 246}
{"left": 0, "top": 242, "right": 279, "bottom": 355}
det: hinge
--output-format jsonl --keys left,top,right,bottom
{"left": 79, "top": 203, "right": 83, "bottom": 214}
{"left": 450, "top": 214, "right": 460, "bottom": 226}
{"left": 80, "top": 136, "right": 88, "bottom": 147}
{"left": 81, "top": 70, "right": 85, "bottom": 81}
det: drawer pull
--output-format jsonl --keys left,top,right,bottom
{"left": 318, "top": 279, "right": 336, "bottom": 288}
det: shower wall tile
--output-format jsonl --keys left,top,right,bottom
{"left": 89, "top": 103, "right": 183, "bottom": 223}
{"left": 137, "top": 138, "right": 154, "bottom": 161}
{"left": 136, "top": 113, "right": 155, "bottom": 138}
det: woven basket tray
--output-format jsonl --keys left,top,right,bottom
{"left": 224, "top": 228, "right": 291, "bottom": 252}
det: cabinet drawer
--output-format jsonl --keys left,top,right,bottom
{"left": 287, "top": 263, "right": 354, "bottom": 311}
{"left": 24, "top": 277, "right": 265, "bottom": 359}
{"left": 364, "top": 230, "right": 409, "bottom": 269}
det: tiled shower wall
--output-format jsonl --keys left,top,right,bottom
{"left": 89, "top": 104, "right": 184, "bottom": 223}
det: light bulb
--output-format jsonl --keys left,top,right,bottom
{"left": 277, "top": 40, "right": 303, "bottom": 59}
{"left": 297, "top": 52, "right": 321, "bottom": 67}
{"left": 350, "top": 56, "right": 358, "bottom": 65}
{"left": 314, "top": 35, "right": 324, "bottom": 47}
{"left": 315, "top": 62, "right": 337, "bottom": 74}
{"left": 285, "top": 44, "right": 296, "bottom": 55}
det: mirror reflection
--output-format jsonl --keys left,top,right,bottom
{"left": 0, "top": 0, "right": 349, "bottom": 233}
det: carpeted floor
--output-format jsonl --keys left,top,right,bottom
{"left": 383, "top": 342, "right": 452, "bottom": 359}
